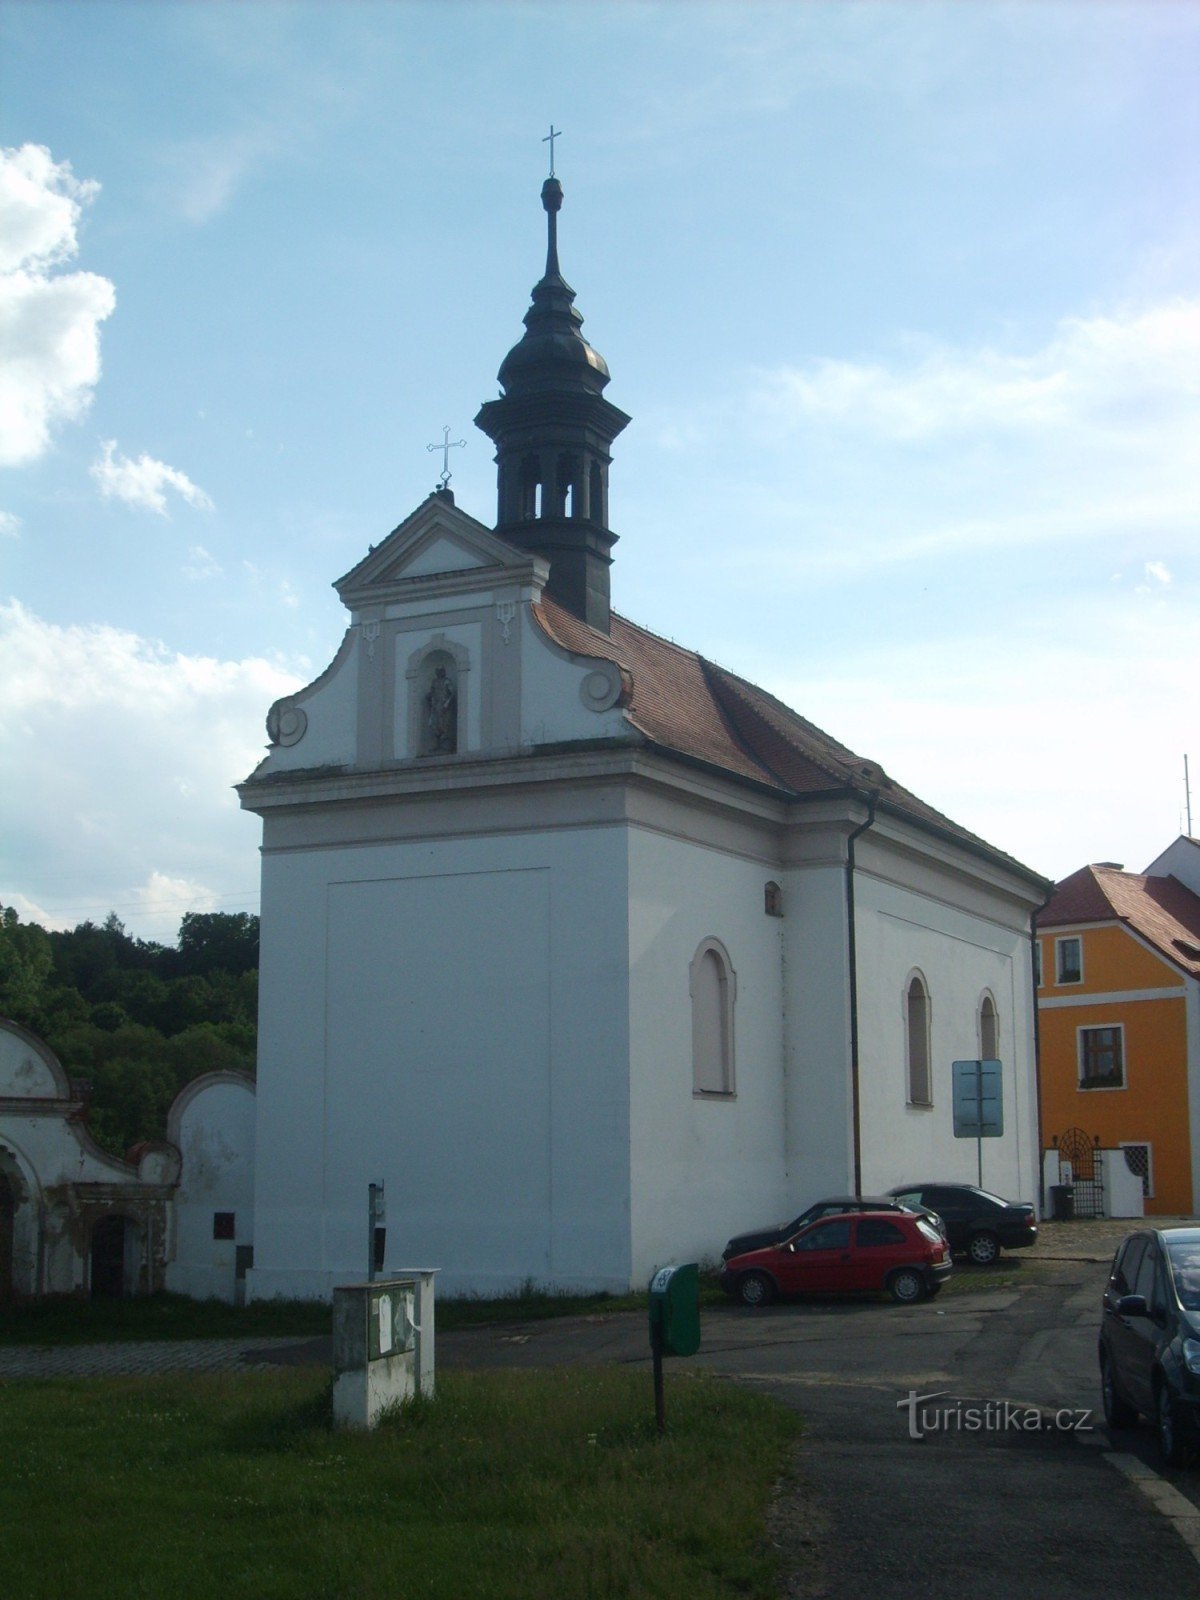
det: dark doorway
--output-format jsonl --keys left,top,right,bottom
{"left": 90, "top": 1216, "right": 129, "bottom": 1298}
{"left": 0, "top": 1173, "right": 14, "bottom": 1302}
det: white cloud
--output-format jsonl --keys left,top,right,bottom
{"left": 167, "top": 124, "right": 291, "bottom": 225}
{"left": 765, "top": 586, "right": 1200, "bottom": 885}
{"left": 0, "top": 143, "right": 99, "bottom": 275}
{"left": 183, "top": 544, "right": 223, "bottom": 581}
{"left": 128, "top": 872, "right": 220, "bottom": 929}
{"left": 0, "top": 601, "right": 302, "bottom": 942}
{"left": 1, "top": 891, "right": 72, "bottom": 933}
{"left": 1141, "top": 560, "right": 1173, "bottom": 589}
{"left": 0, "top": 145, "right": 115, "bottom": 466}
{"left": 91, "top": 440, "right": 214, "bottom": 515}
{"left": 0, "top": 510, "right": 19, "bottom": 538}
{"left": 759, "top": 300, "right": 1200, "bottom": 443}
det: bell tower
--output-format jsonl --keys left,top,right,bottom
{"left": 475, "top": 173, "right": 629, "bottom": 633}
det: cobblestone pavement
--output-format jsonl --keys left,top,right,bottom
{"left": 0, "top": 1335, "right": 319, "bottom": 1379}
{"left": 1031, "top": 1215, "right": 1198, "bottom": 1261}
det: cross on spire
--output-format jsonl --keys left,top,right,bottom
{"left": 427, "top": 425, "right": 465, "bottom": 488}
{"left": 542, "top": 124, "right": 562, "bottom": 178}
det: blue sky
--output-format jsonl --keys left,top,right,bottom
{"left": 2, "top": 1, "right": 1198, "bottom": 941}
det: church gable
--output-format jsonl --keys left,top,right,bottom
{"left": 335, "top": 493, "right": 544, "bottom": 611}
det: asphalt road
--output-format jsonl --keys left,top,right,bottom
{"left": 436, "top": 1259, "right": 1200, "bottom": 1597}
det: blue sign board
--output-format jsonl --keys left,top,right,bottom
{"left": 952, "top": 1059, "right": 1003, "bottom": 1138}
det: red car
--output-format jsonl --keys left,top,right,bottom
{"left": 720, "top": 1209, "right": 952, "bottom": 1306}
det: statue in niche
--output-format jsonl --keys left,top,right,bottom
{"left": 423, "top": 663, "right": 458, "bottom": 754}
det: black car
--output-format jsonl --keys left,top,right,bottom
{"left": 722, "top": 1195, "right": 943, "bottom": 1263}
{"left": 1099, "top": 1226, "right": 1200, "bottom": 1467}
{"left": 887, "top": 1183, "right": 1037, "bottom": 1265}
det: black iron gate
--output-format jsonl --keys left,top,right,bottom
{"left": 1056, "top": 1127, "right": 1105, "bottom": 1218}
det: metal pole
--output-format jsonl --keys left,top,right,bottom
{"left": 368, "top": 1183, "right": 378, "bottom": 1282}
{"left": 652, "top": 1320, "right": 666, "bottom": 1436}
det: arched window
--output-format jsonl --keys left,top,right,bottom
{"left": 905, "top": 974, "right": 932, "bottom": 1106}
{"left": 690, "top": 939, "right": 736, "bottom": 1097}
{"left": 979, "top": 993, "right": 999, "bottom": 1060}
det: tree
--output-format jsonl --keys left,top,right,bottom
{"left": 0, "top": 907, "right": 52, "bottom": 1027}
{"left": 178, "top": 912, "right": 259, "bottom": 977}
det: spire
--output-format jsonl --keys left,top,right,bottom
{"left": 475, "top": 167, "right": 630, "bottom": 633}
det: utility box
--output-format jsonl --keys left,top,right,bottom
{"left": 648, "top": 1262, "right": 700, "bottom": 1358}
{"left": 332, "top": 1269, "right": 438, "bottom": 1430}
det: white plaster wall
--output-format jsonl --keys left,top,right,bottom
{"left": 261, "top": 631, "right": 360, "bottom": 774}
{"left": 0, "top": 1028, "right": 61, "bottom": 1097}
{"left": 626, "top": 827, "right": 787, "bottom": 1279}
{"left": 249, "top": 821, "right": 631, "bottom": 1300}
{"left": 1144, "top": 836, "right": 1200, "bottom": 893}
{"left": 166, "top": 1077, "right": 256, "bottom": 1302}
{"left": 853, "top": 870, "right": 1040, "bottom": 1207}
{"left": 518, "top": 610, "right": 629, "bottom": 749}
{"left": 780, "top": 857, "right": 857, "bottom": 1202}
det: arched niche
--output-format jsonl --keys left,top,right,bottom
{"left": 405, "top": 636, "right": 471, "bottom": 758}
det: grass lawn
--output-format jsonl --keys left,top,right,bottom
{"left": 0, "top": 1280, "right": 730, "bottom": 1346}
{"left": 1, "top": 1365, "right": 801, "bottom": 1600}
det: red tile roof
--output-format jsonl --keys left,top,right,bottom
{"left": 532, "top": 597, "right": 1041, "bottom": 880}
{"left": 1037, "top": 864, "right": 1200, "bottom": 979}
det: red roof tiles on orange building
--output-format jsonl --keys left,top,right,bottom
{"left": 1038, "top": 864, "right": 1200, "bottom": 979}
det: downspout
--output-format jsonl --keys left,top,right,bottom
{"left": 1030, "top": 887, "right": 1055, "bottom": 1217}
{"left": 846, "top": 790, "right": 877, "bottom": 1195}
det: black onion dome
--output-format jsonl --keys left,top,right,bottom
{"left": 495, "top": 178, "right": 612, "bottom": 397}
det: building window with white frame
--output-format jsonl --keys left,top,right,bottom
{"left": 690, "top": 939, "right": 736, "bottom": 1097}
{"left": 906, "top": 974, "right": 932, "bottom": 1106}
{"left": 979, "top": 992, "right": 999, "bottom": 1060}
{"left": 1120, "top": 1142, "right": 1153, "bottom": 1198}
{"left": 1056, "top": 936, "right": 1083, "bottom": 985}
{"left": 1079, "top": 1025, "right": 1124, "bottom": 1090}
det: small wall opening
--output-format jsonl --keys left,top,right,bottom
{"left": 0, "top": 1173, "right": 14, "bottom": 1303}
{"left": 90, "top": 1216, "right": 133, "bottom": 1299}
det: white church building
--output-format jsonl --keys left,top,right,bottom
{"left": 239, "top": 174, "right": 1049, "bottom": 1299}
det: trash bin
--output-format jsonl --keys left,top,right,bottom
{"left": 1050, "top": 1184, "right": 1075, "bottom": 1221}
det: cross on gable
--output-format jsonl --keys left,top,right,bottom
{"left": 426, "top": 426, "right": 466, "bottom": 488}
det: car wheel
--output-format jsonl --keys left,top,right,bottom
{"left": 1100, "top": 1350, "right": 1138, "bottom": 1429}
{"left": 967, "top": 1231, "right": 1000, "bottom": 1266}
{"left": 738, "top": 1270, "right": 775, "bottom": 1308}
{"left": 888, "top": 1267, "right": 926, "bottom": 1304}
{"left": 1156, "top": 1382, "right": 1194, "bottom": 1469}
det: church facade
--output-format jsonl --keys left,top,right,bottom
{"left": 239, "top": 176, "right": 1049, "bottom": 1299}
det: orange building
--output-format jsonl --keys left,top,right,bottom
{"left": 1036, "top": 838, "right": 1200, "bottom": 1217}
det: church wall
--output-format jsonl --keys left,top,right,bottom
{"left": 853, "top": 864, "right": 1040, "bottom": 1206}
{"left": 625, "top": 825, "right": 787, "bottom": 1279}
{"left": 166, "top": 1074, "right": 255, "bottom": 1303}
{"left": 248, "top": 819, "right": 633, "bottom": 1299}
{"left": 779, "top": 854, "right": 858, "bottom": 1202}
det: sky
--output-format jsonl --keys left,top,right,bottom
{"left": 2, "top": 0, "right": 1198, "bottom": 943}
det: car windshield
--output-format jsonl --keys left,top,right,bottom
{"left": 972, "top": 1189, "right": 1010, "bottom": 1208}
{"left": 1165, "top": 1238, "right": 1200, "bottom": 1312}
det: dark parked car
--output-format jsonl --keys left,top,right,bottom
{"left": 722, "top": 1194, "right": 943, "bottom": 1262}
{"left": 721, "top": 1209, "right": 952, "bottom": 1307}
{"left": 887, "top": 1183, "right": 1037, "bottom": 1265}
{"left": 1099, "top": 1226, "right": 1200, "bottom": 1467}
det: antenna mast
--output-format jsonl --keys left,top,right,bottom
{"left": 1187, "top": 754, "right": 1194, "bottom": 836}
